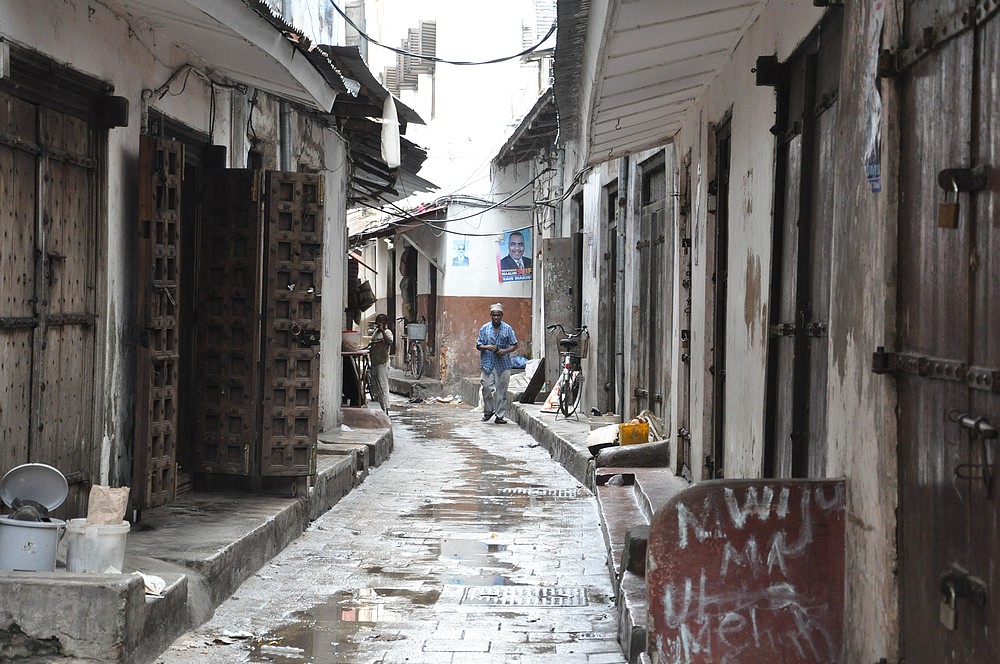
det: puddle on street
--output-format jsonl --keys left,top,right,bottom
{"left": 439, "top": 536, "right": 507, "bottom": 562}
{"left": 247, "top": 587, "right": 439, "bottom": 662}
{"left": 441, "top": 573, "right": 512, "bottom": 585}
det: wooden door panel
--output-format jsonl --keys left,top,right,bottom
{"left": 896, "top": 2, "right": 991, "bottom": 656}
{"left": 765, "top": 14, "right": 839, "bottom": 480}
{"left": 36, "top": 108, "right": 97, "bottom": 515}
{"left": 260, "top": 172, "right": 322, "bottom": 477}
{"left": 135, "top": 135, "right": 182, "bottom": 508}
{"left": 0, "top": 123, "right": 37, "bottom": 468}
{"left": 194, "top": 169, "right": 262, "bottom": 476}
{"left": 965, "top": 8, "right": 1000, "bottom": 654}
{"left": 805, "top": 103, "right": 837, "bottom": 477}
{"left": 771, "top": 133, "right": 802, "bottom": 477}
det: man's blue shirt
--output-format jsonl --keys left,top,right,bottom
{"left": 477, "top": 321, "right": 517, "bottom": 373}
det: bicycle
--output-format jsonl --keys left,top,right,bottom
{"left": 396, "top": 315, "right": 427, "bottom": 379}
{"left": 546, "top": 323, "right": 588, "bottom": 418}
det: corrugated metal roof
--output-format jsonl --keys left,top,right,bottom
{"left": 556, "top": 0, "right": 767, "bottom": 166}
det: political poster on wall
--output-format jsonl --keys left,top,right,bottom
{"left": 451, "top": 239, "right": 470, "bottom": 267}
{"left": 497, "top": 228, "right": 533, "bottom": 283}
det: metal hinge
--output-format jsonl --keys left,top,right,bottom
{"left": 769, "top": 321, "right": 827, "bottom": 337}
{"left": 872, "top": 347, "right": 1000, "bottom": 393}
{"left": 878, "top": 0, "right": 1000, "bottom": 76}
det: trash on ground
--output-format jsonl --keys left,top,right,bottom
{"left": 260, "top": 643, "right": 306, "bottom": 658}
{"left": 134, "top": 571, "right": 166, "bottom": 596}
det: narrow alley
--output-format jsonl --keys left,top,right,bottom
{"left": 156, "top": 398, "right": 626, "bottom": 664}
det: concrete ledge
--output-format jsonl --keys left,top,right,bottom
{"left": 618, "top": 570, "right": 648, "bottom": 664}
{"left": 388, "top": 367, "right": 443, "bottom": 399}
{"left": 0, "top": 572, "right": 144, "bottom": 661}
{"left": 312, "top": 453, "right": 359, "bottom": 521}
{"left": 319, "top": 427, "right": 393, "bottom": 468}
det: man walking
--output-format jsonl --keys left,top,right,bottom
{"left": 369, "top": 313, "right": 394, "bottom": 413}
{"left": 476, "top": 303, "right": 518, "bottom": 424}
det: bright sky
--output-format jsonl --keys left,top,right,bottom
{"left": 364, "top": 0, "right": 555, "bottom": 197}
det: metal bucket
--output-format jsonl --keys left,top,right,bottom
{"left": 0, "top": 516, "right": 66, "bottom": 572}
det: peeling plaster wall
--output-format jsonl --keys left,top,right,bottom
{"left": 439, "top": 295, "right": 533, "bottom": 391}
{"left": 824, "top": 2, "right": 901, "bottom": 659}
{"left": 6, "top": 0, "right": 349, "bottom": 476}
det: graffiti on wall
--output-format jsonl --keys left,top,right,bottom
{"left": 647, "top": 480, "right": 846, "bottom": 664}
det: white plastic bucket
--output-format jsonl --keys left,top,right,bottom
{"left": 64, "top": 519, "right": 130, "bottom": 573}
{"left": 0, "top": 516, "right": 66, "bottom": 572}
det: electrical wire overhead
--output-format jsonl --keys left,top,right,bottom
{"left": 328, "top": 0, "right": 556, "bottom": 66}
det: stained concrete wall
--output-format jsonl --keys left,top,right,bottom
{"left": 4, "top": 0, "right": 349, "bottom": 483}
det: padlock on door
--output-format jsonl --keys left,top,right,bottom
{"left": 938, "top": 177, "right": 959, "bottom": 229}
{"left": 939, "top": 580, "right": 958, "bottom": 630}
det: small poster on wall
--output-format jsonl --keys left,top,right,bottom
{"left": 497, "top": 228, "right": 533, "bottom": 283}
{"left": 451, "top": 238, "right": 470, "bottom": 267}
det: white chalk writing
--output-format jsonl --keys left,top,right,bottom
{"left": 657, "top": 484, "right": 845, "bottom": 663}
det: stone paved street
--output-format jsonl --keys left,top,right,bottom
{"left": 157, "top": 398, "right": 625, "bottom": 663}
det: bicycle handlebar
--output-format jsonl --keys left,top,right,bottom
{"left": 546, "top": 323, "right": 587, "bottom": 338}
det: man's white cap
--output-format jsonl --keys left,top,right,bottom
{"left": 490, "top": 303, "right": 503, "bottom": 313}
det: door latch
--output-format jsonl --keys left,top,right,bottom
{"left": 949, "top": 410, "right": 997, "bottom": 495}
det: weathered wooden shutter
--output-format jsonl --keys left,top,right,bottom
{"left": 763, "top": 14, "right": 841, "bottom": 479}
{"left": 136, "top": 135, "right": 182, "bottom": 508}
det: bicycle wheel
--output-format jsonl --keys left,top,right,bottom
{"left": 366, "top": 364, "right": 382, "bottom": 405}
{"left": 558, "top": 372, "right": 581, "bottom": 417}
{"left": 409, "top": 342, "right": 425, "bottom": 380}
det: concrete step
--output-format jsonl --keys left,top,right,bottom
{"left": 593, "top": 466, "right": 688, "bottom": 664}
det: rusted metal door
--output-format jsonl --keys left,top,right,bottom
{"left": 763, "top": 13, "right": 841, "bottom": 479}
{"left": 0, "top": 92, "right": 98, "bottom": 516}
{"left": 135, "top": 136, "right": 183, "bottom": 507}
{"left": 260, "top": 172, "right": 322, "bottom": 478}
{"left": 891, "top": 0, "right": 1000, "bottom": 657}
{"left": 192, "top": 168, "right": 262, "bottom": 476}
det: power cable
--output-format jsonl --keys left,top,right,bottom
{"left": 328, "top": 0, "right": 556, "bottom": 66}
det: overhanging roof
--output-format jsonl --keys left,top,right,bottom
{"left": 493, "top": 88, "right": 558, "bottom": 168}
{"left": 325, "top": 46, "right": 424, "bottom": 129}
{"left": 113, "top": 0, "right": 346, "bottom": 111}
{"left": 555, "top": 0, "right": 767, "bottom": 166}
{"left": 322, "top": 45, "right": 435, "bottom": 208}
